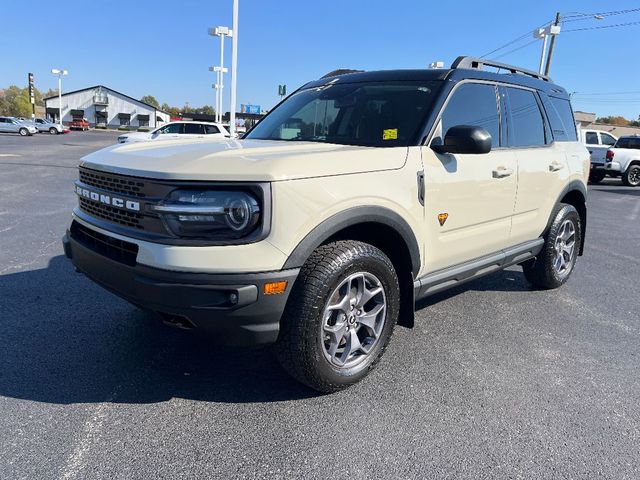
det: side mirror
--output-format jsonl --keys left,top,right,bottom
{"left": 432, "top": 125, "right": 492, "bottom": 155}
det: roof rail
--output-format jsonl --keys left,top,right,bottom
{"left": 321, "top": 68, "right": 365, "bottom": 79}
{"left": 451, "top": 56, "right": 551, "bottom": 82}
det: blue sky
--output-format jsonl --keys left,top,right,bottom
{"left": 2, "top": 0, "right": 639, "bottom": 119}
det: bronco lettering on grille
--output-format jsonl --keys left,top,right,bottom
{"left": 75, "top": 185, "right": 141, "bottom": 211}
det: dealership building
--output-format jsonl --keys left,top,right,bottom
{"left": 43, "top": 85, "right": 170, "bottom": 129}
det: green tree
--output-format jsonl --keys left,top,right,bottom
{"left": 596, "top": 116, "right": 630, "bottom": 126}
{"left": 140, "top": 95, "right": 160, "bottom": 108}
{"left": 198, "top": 105, "right": 215, "bottom": 116}
{"left": 0, "top": 85, "right": 32, "bottom": 116}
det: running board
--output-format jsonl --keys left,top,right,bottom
{"left": 414, "top": 239, "right": 544, "bottom": 301}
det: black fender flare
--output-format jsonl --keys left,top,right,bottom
{"left": 282, "top": 206, "right": 421, "bottom": 277}
{"left": 549, "top": 180, "right": 587, "bottom": 254}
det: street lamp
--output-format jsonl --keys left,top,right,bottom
{"left": 208, "top": 26, "right": 232, "bottom": 124}
{"left": 229, "top": 0, "right": 239, "bottom": 137}
{"left": 51, "top": 68, "right": 68, "bottom": 128}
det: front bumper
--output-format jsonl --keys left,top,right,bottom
{"left": 63, "top": 225, "right": 298, "bottom": 345}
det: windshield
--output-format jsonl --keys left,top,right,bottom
{"left": 246, "top": 80, "right": 442, "bottom": 147}
{"left": 614, "top": 137, "right": 640, "bottom": 149}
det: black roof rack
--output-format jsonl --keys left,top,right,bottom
{"left": 321, "top": 69, "right": 365, "bottom": 79}
{"left": 451, "top": 56, "right": 551, "bottom": 82}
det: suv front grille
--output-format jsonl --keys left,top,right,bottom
{"left": 79, "top": 169, "right": 146, "bottom": 197}
{"left": 70, "top": 221, "right": 138, "bottom": 266}
{"left": 78, "top": 197, "right": 144, "bottom": 229}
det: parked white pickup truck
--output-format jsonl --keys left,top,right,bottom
{"left": 605, "top": 135, "right": 640, "bottom": 187}
{"left": 580, "top": 129, "right": 617, "bottom": 183}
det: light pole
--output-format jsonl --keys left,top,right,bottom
{"left": 208, "top": 26, "right": 232, "bottom": 124}
{"left": 51, "top": 68, "right": 68, "bottom": 128}
{"left": 229, "top": 0, "right": 239, "bottom": 137}
{"left": 534, "top": 12, "right": 603, "bottom": 75}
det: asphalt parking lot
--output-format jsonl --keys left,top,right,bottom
{"left": 1, "top": 130, "right": 639, "bottom": 479}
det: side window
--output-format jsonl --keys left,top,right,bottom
{"left": 204, "top": 125, "right": 220, "bottom": 134}
{"left": 506, "top": 88, "right": 546, "bottom": 147}
{"left": 546, "top": 96, "right": 578, "bottom": 141}
{"left": 600, "top": 133, "right": 616, "bottom": 146}
{"left": 160, "top": 123, "right": 182, "bottom": 134}
{"left": 440, "top": 83, "right": 500, "bottom": 147}
{"left": 184, "top": 123, "right": 203, "bottom": 134}
{"left": 585, "top": 132, "right": 599, "bottom": 145}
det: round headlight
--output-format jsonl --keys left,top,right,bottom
{"left": 226, "top": 198, "right": 251, "bottom": 231}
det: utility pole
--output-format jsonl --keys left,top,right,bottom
{"left": 544, "top": 12, "right": 561, "bottom": 76}
{"left": 229, "top": 0, "right": 239, "bottom": 137}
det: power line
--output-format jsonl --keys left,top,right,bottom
{"left": 479, "top": 20, "right": 552, "bottom": 58}
{"left": 562, "top": 7, "right": 640, "bottom": 19}
{"left": 490, "top": 39, "right": 539, "bottom": 60}
{"left": 563, "top": 20, "right": 640, "bottom": 32}
{"left": 574, "top": 90, "right": 640, "bottom": 96}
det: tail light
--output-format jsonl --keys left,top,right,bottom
{"left": 606, "top": 150, "right": 614, "bottom": 162}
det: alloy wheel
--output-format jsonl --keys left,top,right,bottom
{"left": 321, "top": 272, "right": 386, "bottom": 369}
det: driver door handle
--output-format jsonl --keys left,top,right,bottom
{"left": 492, "top": 166, "right": 514, "bottom": 178}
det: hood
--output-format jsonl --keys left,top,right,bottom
{"left": 80, "top": 138, "right": 408, "bottom": 182}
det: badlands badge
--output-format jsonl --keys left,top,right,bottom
{"left": 437, "top": 213, "right": 449, "bottom": 226}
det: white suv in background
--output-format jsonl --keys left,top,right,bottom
{"left": 580, "top": 129, "right": 617, "bottom": 183}
{"left": 117, "top": 121, "right": 229, "bottom": 144}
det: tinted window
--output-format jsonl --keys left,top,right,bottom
{"left": 203, "top": 125, "right": 220, "bottom": 134}
{"left": 506, "top": 88, "right": 546, "bottom": 147}
{"left": 184, "top": 123, "right": 203, "bottom": 134}
{"left": 585, "top": 132, "right": 599, "bottom": 145}
{"left": 159, "top": 123, "right": 182, "bottom": 134}
{"left": 615, "top": 137, "right": 640, "bottom": 149}
{"left": 541, "top": 96, "right": 577, "bottom": 142}
{"left": 246, "top": 81, "right": 442, "bottom": 147}
{"left": 441, "top": 83, "right": 500, "bottom": 147}
{"left": 600, "top": 133, "right": 616, "bottom": 146}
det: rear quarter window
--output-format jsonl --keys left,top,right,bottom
{"left": 540, "top": 94, "right": 578, "bottom": 142}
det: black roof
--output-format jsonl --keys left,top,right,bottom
{"left": 303, "top": 56, "right": 569, "bottom": 98}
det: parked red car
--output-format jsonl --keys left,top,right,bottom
{"left": 70, "top": 117, "right": 89, "bottom": 131}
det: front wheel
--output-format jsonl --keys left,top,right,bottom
{"left": 276, "top": 240, "right": 400, "bottom": 393}
{"left": 622, "top": 164, "right": 640, "bottom": 187}
{"left": 523, "top": 203, "right": 581, "bottom": 289}
{"left": 18, "top": 127, "right": 29, "bottom": 136}
{"left": 49, "top": 127, "right": 58, "bottom": 135}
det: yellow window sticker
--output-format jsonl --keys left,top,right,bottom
{"left": 383, "top": 128, "right": 398, "bottom": 140}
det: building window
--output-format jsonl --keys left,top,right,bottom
{"left": 137, "top": 114, "right": 150, "bottom": 127}
{"left": 118, "top": 113, "right": 131, "bottom": 126}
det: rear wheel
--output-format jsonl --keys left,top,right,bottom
{"left": 18, "top": 127, "right": 29, "bottom": 136}
{"left": 276, "top": 240, "right": 400, "bottom": 393}
{"left": 523, "top": 203, "right": 581, "bottom": 289}
{"left": 589, "top": 170, "right": 606, "bottom": 184}
{"left": 622, "top": 164, "right": 640, "bottom": 187}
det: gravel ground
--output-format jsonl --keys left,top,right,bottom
{"left": 0, "top": 130, "right": 638, "bottom": 479}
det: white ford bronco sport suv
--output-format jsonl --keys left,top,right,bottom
{"left": 63, "top": 57, "right": 589, "bottom": 392}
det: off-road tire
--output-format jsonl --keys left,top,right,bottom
{"left": 622, "top": 164, "right": 640, "bottom": 187}
{"left": 523, "top": 203, "right": 581, "bottom": 289}
{"left": 275, "top": 240, "right": 400, "bottom": 393}
{"left": 588, "top": 170, "right": 606, "bottom": 184}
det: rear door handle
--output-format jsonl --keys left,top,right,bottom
{"left": 549, "top": 162, "right": 564, "bottom": 172}
{"left": 492, "top": 166, "right": 514, "bottom": 178}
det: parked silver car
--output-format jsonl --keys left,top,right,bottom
{"left": 0, "top": 117, "right": 38, "bottom": 136}
{"left": 34, "top": 118, "right": 64, "bottom": 134}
